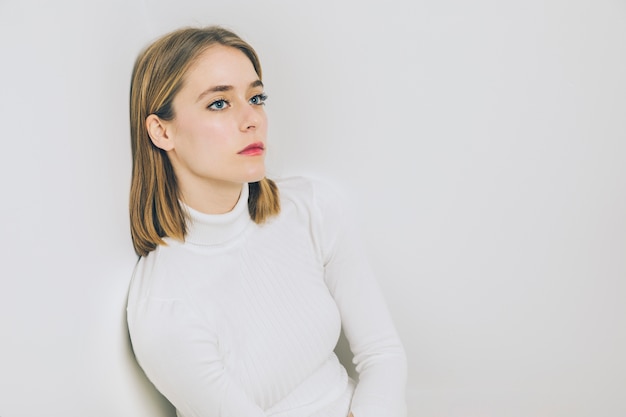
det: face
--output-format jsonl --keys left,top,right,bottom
{"left": 151, "top": 44, "right": 268, "bottom": 203}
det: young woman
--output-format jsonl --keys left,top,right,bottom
{"left": 126, "top": 25, "right": 407, "bottom": 417}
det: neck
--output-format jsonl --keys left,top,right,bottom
{"left": 179, "top": 179, "right": 244, "bottom": 215}
{"left": 182, "top": 182, "right": 251, "bottom": 246}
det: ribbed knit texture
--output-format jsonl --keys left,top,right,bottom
{"left": 127, "top": 176, "right": 407, "bottom": 417}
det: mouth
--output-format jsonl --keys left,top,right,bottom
{"left": 238, "top": 142, "right": 265, "bottom": 156}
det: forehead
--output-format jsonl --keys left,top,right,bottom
{"left": 184, "top": 45, "right": 258, "bottom": 86}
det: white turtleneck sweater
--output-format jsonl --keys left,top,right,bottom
{"left": 126, "top": 176, "right": 407, "bottom": 417}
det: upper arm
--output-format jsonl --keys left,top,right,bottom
{"left": 311, "top": 179, "right": 408, "bottom": 417}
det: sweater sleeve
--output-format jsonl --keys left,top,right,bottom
{"left": 312, "top": 179, "right": 408, "bottom": 417}
{"left": 128, "top": 297, "right": 266, "bottom": 417}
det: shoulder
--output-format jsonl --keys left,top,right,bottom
{"left": 126, "top": 245, "right": 188, "bottom": 312}
{"left": 274, "top": 175, "right": 349, "bottom": 211}
{"left": 272, "top": 176, "right": 355, "bottom": 263}
{"left": 127, "top": 250, "right": 213, "bottom": 341}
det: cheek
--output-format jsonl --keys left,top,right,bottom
{"left": 183, "top": 116, "right": 233, "bottom": 148}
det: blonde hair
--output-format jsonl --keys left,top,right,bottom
{"left": 129, "top": 26, "right": 280, "bottom": 257}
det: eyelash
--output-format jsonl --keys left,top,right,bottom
{"left": 208, "top": 99, "right": 228, "bottom": 111}
{"left": 250, "top": 93, "right": 268, "bottom": 106}
{"left": 207, "top": 93, "right": 268, "bottom": 111}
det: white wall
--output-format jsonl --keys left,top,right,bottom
{"left": 1, "top": 1, "right": 625, "bottom": 416}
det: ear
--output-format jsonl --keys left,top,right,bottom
{"left": 146, "top": 114, "right": 175, "bottom": 151}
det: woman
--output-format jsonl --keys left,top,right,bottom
{"left": 126, "top": 25, "right": 407, "bottom": 417}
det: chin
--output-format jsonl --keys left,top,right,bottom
{"left": 243, "top": 167, "right": 266, "bottom": 183}
{"left": 247, "top": 174, "right": 266, "bottom": 183}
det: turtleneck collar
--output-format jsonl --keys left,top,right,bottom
{"left": 183, "top": 183, "right": 251, "bottom": 246}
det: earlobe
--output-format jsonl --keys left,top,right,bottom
{"left": 146, "top": 114, "right": 174, "bottom": 151}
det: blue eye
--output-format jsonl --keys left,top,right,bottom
{"left": 249, "top": 93, "right": 268, "bottom": 106}
{"left": 208, "top": 99, "right": 228, "bottom": 110}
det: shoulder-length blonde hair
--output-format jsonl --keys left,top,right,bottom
{"left": 129, "top": 26, "right": 280, "bottom": 257}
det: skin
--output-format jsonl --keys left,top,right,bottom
{"left": 146, "top": 44, "right": 268, "bottom": 214}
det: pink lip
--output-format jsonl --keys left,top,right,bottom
{"left": 238, "top": 142, "right": 265, "bottom": 156}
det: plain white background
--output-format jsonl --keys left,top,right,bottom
{"left": 1, "top": 0, "right": 625, "bottom": 416}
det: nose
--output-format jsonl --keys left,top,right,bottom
{"left": 239, "top": 104, "right": 260, "bottom": 132}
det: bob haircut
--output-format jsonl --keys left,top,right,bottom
{"left": 129, "top": 26, "right": 280, "bottom": 257}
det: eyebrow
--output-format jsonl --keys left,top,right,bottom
{"left": 196, "top": 80, "right": 264, "bottom": 103}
